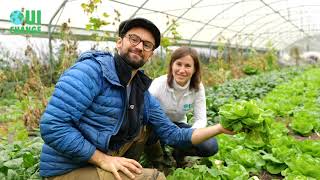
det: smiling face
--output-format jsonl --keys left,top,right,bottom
{"left": 116, "top": 27, "right": 155, "bottom": 69}
{"left": 167, "top": 47, "right": 201, "bottom": 91}
{"left": 171, "top": 55, "right": 195, "bottom": 86}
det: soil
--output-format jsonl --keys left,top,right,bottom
{"left": 257, "top": 170, "right": 283, "bottom": 180}
{"left": 291, "top": 132, "right": 320, "bottom": 140}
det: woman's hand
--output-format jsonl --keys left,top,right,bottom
{"left": 191, "top": 123, "right": 236, "bottom": 144}
{"left": 89, "top": 150, "right": 142, "bottom": 180}
{"left": 216, "top": 123, "right": 235, "bottom": 135}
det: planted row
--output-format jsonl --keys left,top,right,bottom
{"left": 205, "top": 67, "right": 306, "bottom": 123}
{"left": 262, "top": 68, "right": 320, "bottom": 135}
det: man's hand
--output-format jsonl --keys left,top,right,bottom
{"left": 89, "top": 150, "right": 142, "bottom": 180}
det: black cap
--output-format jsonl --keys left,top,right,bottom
{"left": 118, "top": 17, "right": 161, "bottom": 49}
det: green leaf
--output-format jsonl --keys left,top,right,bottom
{"left": 167, "top": 168, "right": 196, "bottom": 180}
{"left": 85, "top": 24, "right": 92, "bottom": 30}
{"left": 23, "top": 152, "right": 35, "bottom": 168}
{"left": 262, "top": 153, "right": 282, "bottom": 163}
{"left": 297, "top": 140, "right": 320, "bottom": 158}
{"left": 0, "top": 172, "right": 5, "bottom": 179}
{"left": 284, "top": 174, "right": 317, "bottom": 180}
{"left": 0, "top": 166, "right": 8, "bottom": 175}
{"left": 0, "top": 150, "right": 10, "bottom": 164}
{"left": 7, "top": 169, "right": 19, "bottom": 180}
{"left": 3, "top": 158, "right": 23, "bottom": 169}
{"left": 285, "top": 154, "right": 320, "bottom": 179}
{"left": 225, "top": 146, "right": 265, "bottom": 173}
{"left": 81, "top": 3, "right": 87, "bottom": 10}
{"left": 243, "top": 129, "right": 266, "bottom": 149}
{"left": 221, "top": 164, "right": 249, "bottom": 180}
{"left": 265, "top": 162, "right": 287, "bottom": 174}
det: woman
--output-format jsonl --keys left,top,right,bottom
{"left": 147, "top": 46, "right": 219, "bottom": 168}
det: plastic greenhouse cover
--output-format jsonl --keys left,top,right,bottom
{"left": 1, "top": 0, "right": 320, "bottom": 50}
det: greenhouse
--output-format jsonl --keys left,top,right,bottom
{"left": 0, "top": 0, "right": 319, "bottom": 179}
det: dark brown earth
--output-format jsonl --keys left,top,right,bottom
{"left": 256, "top": 170, "right": 284, "bottom": 180}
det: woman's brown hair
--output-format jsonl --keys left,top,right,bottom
{"left": 167, "top": 46, "right": 201, "bottom": 91}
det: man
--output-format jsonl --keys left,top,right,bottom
{"left": 39, "top": 17, "right": 233, "bottom": 180}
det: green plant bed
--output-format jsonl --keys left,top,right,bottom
{"left": 262, "top": 68, "right": 320, "bottom": 135}
{"left": 0, "top": 137, "right": 43, "bottom": 180}
{"left": 169, "top": 67, "right": 320, "bottom": 180}
{"left": 205, "top": 67, "right": 306, "bottom": 124}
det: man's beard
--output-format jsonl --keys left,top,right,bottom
{"left": 120, "top": 48, "right": 146, "bottom": 69}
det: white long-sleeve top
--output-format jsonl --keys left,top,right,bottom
{"left": 148, "top": 75, "right": 207, "bottom": 129}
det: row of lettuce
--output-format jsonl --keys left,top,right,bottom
{"left": 169, "top": 67, "right": 320, "bottom": 179}
{"left": 0, "top": 66, "right": 319, "bottom": 179}
{"left": 205, "top": 67, "right": 305, "bottom": 123}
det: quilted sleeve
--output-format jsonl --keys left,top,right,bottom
{"left": 40, "top": 59, "right": 102, "bottom": 162}
{"left": 146, "top": 93, "right": 194, "bottom": 148}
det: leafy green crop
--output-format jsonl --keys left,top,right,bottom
{"left": 219, "top": 100, "right": 265, "bottom": 132}
{"left": 262, "top": 68, "right": 320, "bottom": 135}
{"left": 0, "top": 137, "right": 43, "bottom": 180}
{"left": 284, "top": 154, "right": 320, "bottom": 179}
{"left": 206, "top": 67, "right": 304, "bottom": 124}
{"left": 220, "top": 164, "right": 249, "bottom": 180}
{"left": 219, "top": 100, "right": 272, "bottom": 149}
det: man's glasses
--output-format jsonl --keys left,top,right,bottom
{"left": 124, "top": 34, "right": 155, "bottom": 52}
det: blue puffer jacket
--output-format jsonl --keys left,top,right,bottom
{"left": 39, "top": 51, "right": 194, "bottom": 177}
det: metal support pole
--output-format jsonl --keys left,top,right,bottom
{"left": 48, "top": 0, "right": 68, "bottom": 83}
